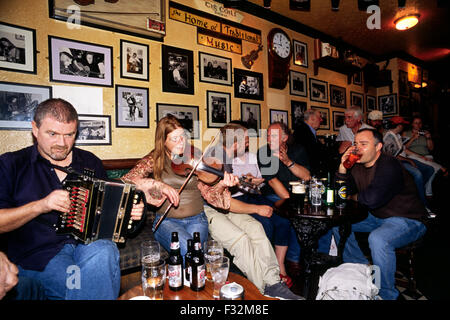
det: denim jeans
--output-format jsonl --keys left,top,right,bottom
{"left": 402, "top": 159, "right": 434, "bottom": 205}
{"left": 18, "top": 239, "right": 120, "bottom": 300}
{"left": 153, "top": 211, "right": 209, "bottom": 260}
{"left": 332, "top": 213, "right": 426, "bottom": 300}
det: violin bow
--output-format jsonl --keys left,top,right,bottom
{"left": 152, "top": 130, "right": 221, "bottom": 233}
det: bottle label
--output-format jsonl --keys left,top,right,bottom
{"left": 168, "top": 264, "right": 182, "bottom": 287}
{"left": 170, "top": 242, "right": 180, "bottom": 250}
{"left": 197, "top": 264, "right": 205, "bottom": 287}
{"left": 338, "top": 186, "right": 347, "bottom": 199}
{"left": 327, "top": 189, "right": 334, "bottom": 203}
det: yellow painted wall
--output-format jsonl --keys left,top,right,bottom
{"left": 0, "top": 0, "right": 374, "bottom": 159}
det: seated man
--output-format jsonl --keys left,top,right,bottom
{"left": 257, "top": 122, "right": 331, "bottom": 276}
{"left": 203, "top": 123, "right": 302, "bottom": 300}
{"left": 336, "top": 106, "right": 373, "bottom": 154}
{"left": 332, "top": 128, "right": 427, "bottom": 300}
{"left": 0, "top": 98, "right": 144, "bottom": 300}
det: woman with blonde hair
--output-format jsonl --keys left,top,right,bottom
{"left": 122, "top": 114, "right": 238, "bottom": 257}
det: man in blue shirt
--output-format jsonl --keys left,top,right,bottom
{"left": 0, "top": 98, "right": 143, "bottom": 300}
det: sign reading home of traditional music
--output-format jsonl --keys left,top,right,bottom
{"left": 169, "top": 1, "right": 261, "bottom": 49}
{"left": 197, "top": 29, "right": 242, "bottom": 54}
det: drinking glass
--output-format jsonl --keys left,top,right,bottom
{"left": 204, "top": 240, "right": 223, "bottom": 281}
{"left": 141, "top": 259, "right": 166, "bottom": 300}
{"left": 141, "top": 240, "right": 160, "bottom": 264}
{"left": 343, "top": 149, "right": 362, "bottom": 169}
{"left": 210, "top": 256, "right": 230, "bottom": 299}
{"left": 311, "top": 180, "right": 322, "bottom": 206}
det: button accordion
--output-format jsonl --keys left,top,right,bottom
{"left": 55, "top": 168, "right": 144, "bottom": 244}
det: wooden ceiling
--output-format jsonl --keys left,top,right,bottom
{"left": 227, "top": 0, "right": 449, "bottom": 75}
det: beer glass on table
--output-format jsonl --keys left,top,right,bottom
{"left": 289, "top": 181, "right": 306, "bottom": 213}
{"left": 142, "top": 259, "right": 166, "bottom": 300}
{"left": 210, "top": 256, "right": 230, "bottom": 299}
{"left": 204, "top": 240, "right": 223, "bottom": 282}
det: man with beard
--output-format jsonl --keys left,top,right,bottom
{"left": 0, "top": 98, "right": 144, "bottom": 300}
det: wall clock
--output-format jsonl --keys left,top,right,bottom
{"left": 267, "top": 28, "right": 292, "bottom": 89}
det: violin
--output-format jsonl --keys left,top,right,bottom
{"left": 171, "top": 144, "right": 262, "bottom": 195}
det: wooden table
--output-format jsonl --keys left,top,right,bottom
{"left": 118, "top": 272, "right": 277, "bottom": 300}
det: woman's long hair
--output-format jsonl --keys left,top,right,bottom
{"left": 152, "top": 114, "right": 182, "bottom": 181}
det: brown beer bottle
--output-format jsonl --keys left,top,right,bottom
{"left": 168, "top": 232, "right": 183, "bottom": 291}
{"left": 190, "top": 232, "right": 205, "bottom": 291}
{"left": 184, "top": 239, "right": 193, "bottom": 283}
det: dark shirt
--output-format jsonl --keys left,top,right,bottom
{"left": 293, "top": 121, "right": 326, "bottom": 175}
{"left": 257, "top": 143, "right": 310, "bottom": 195}
{"left": 336, "top": 153, "right": 426, "bottom": 220}
{"left": 0, "top": 144, "right": 107, "bottom": 271}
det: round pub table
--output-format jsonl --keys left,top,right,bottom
{"left": 118, "top": 272, "right": 277, "bottom": 300}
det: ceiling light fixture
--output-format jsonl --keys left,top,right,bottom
{"left": 394, "top": 14, "right": 420, "bottom": 30}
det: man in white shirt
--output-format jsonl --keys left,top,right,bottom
{"left": 337, "top": 106, "right": 373, "bottom": 154}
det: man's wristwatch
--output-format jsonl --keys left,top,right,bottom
{"left": 287, "top": 161, "right": 295, "bottom": 169}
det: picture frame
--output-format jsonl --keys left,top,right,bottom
{"left": 329, "top": 84, "right": 346, "bottom": 108}
{"left": 49, "top": 0, "right": 166, "bottom": 41}
{"left": 309, "top": 78, "right": 328, "bottom": 103}
{"left": 120, "top": 40, "right": 149, "bottom": 82}
{"left": 234, "top": 68, "right": 264, "bottom": 101}
{"left": 289, "top": 70, "right": 307, "bottom": 97}
{"left": 353, "top": 71, "right": 362, "bottom": 85}
{"left": 206, "top": 90, "right": 231, "bottom": 128}
{"left": 291, "top": 100, "right": 307, "bottom": 129}
{"left": 0, "top": 22, "right": 36, "bottom": 74}
{"left": 240, "top": 102, "right": 260, "bottom": 137}
{"left": 332, "top": 111, "right": 345, "bottom": 132}
{"left": 199, "top": 52, "right": 232, "bottom": 86}
{"left": 293, "top": 40, "right": 308, "bottom": 68}
{"left": 161, "top": 45, "right": 194, "bottom": 95}
{"left": 270, "top": 109, "right": 288, "bottom": 125}
{"left": 311, "top": 106, "right": 330, "bottom": 130}
{"left": 115, "top": 85, "right": 149, "bottom": 128}
{"left": 76, "top": 114, "right": 111, "bottom": 146}
{"left": 0, "top": 81, "right": 52, "bottom": 130}
{"left": 379, "top": 93, "right": 398, "bottom": 116}
{"left": 366, "top": 95, "right": 377, "bottom": 112}
{"left": 49, "top": 35, "right": 113, "bottom": 87}
{"left": 156, "top": 103, "right": 199, "bottom": 139}
{"left": 350, "top": 91, "right": 364, "bottom": 109}
{"left": 398, "top": 70, "right": 409, "bottom": 97}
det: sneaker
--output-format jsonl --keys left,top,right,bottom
{"left": 263, "top": 282, "right": 305, "bottom": 300}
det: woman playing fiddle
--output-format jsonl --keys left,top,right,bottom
{"left": 121, "top": 115, "right": 238, "bottom": 257}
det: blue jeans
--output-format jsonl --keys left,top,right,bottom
{"left": 332, "top": 213, "right": 426, "bottom": 300}
{"left": 153, "top": 211, "right": 209, "bottom": 261}
{"left": 402, "top": 159, "right": 434, "bottom": 206}
{"left": 18, "top": 240, "right": 120, "bottom": 300}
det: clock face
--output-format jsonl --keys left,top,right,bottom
{"left": 272, "top": 32, "right": 291, "bottom": 59}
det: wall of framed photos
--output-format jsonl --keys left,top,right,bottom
{"left": 1, "top": 0, "right": 410, "bottom": 159}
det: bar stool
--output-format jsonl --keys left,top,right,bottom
{"left": 395, "top": 237, "right": 425, "bottom": 299}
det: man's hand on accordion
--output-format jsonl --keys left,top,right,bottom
{"left": 133, "top": 178, "right": 180, "bottom": 208}
{"left": 41, "top": 190, "right": 71, "bottom": 214}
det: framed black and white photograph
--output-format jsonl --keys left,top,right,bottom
{"left": 309, "top": 78, "right": 328, "bottom": 103}
{"left": 206, "top": 90, "right": 231, "bottom": 128}
{"left": 311, "top": 106, "right": 330, "bottom": 130}
{"left": 120, "top": 40, "right": 149, "bottom": 82}
{"left": 199, "top": 52, "right": 232, "bottom": 86}
{"left": 291, "top": 100, "right": 307, "bottom": 129}
{"left": 115, "top": 85, "right": 149, "bottom": 128}
{"left": 0, "top": 81, "right": 52, "bottom": 130}
{"left": 0, "top": 22, "right": 36, "bottom": 74}
{"left": 353, "top": 71, "right": 362, "bottom": 85}
{"left": 379, "top": 93, "right": 398, "bottom": 116}
{"left": 333, "top": 110, "right": 345, "bottom": 132}
{"left": 270, "top": 109, "right": 288, "bottom": 125}
{"left": 76, "top": 114, "right": 111, "bottom": 145}
{"left": 366, "top": 95, "right": 377, "bottom": 112}
{"left": 293, "top": 40, "right": 308, "bottom": 68}
{"left": 240, "top": 102, "right": 260, "bottom": 137}
{"left": 398, "top": 70, "right": 409, "bottom": 97}
{"left": 156, "top": 103, "right": 199, "bottom": 139}
{"left": 49, "top": 36, "right": 113, "bottom": 87}
{"left": 234, "top": 68, "right": 264, "bottom": 101}
{"left": 162, "top": 45, "right": 194, "bottom": 95}
{"left": 329, "top": 84, "right": 346, "bottom": 108}
{"left": 289, "top": 70, "right": 307, "bottom": 97}
{"left": 350, "top": 91, "right": 364, "bottom": 109}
